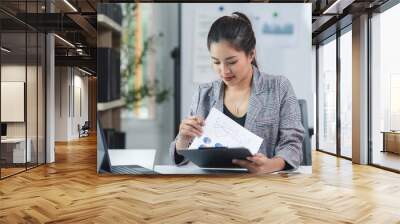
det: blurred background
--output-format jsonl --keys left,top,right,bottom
{"left": 97, "top": 3, "right": 313, "bottom": 165}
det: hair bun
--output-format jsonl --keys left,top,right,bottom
{"left": 232, "top": 12, "right": 252, "bottom": 26}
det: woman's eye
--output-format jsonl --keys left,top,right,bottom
{"left": 212, "top": 61, "right": 236, "bottom": 65}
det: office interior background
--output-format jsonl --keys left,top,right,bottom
{"left": 0, "top": 0, "right": 400, "bottom": 222}
{"left": 97, "top": 1, "right": 400, "bottom": 172}
{"left": 0, "top": 0, "right": 97, "bottom": 179}
{"left": 0, "top": 0, "right": 399, "bottom": 177}
{"left": 97, "top": 3, "right": 313, "bottom": 168}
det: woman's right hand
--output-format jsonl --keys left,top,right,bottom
{"left": 176, "top": 116, "right": 205, "bottom": 151}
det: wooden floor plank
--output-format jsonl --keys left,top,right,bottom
{"left": 0, "top": 134, "right": 400, "bottom": 223}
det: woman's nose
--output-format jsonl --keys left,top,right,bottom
{"left": 220, "top": 63, "right": 229, "bottom": 74}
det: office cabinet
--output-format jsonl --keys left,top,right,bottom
{"left": 382, "top": 131, "right": 400, "bottom": 154}
{"left": 97, "top": 48, "right": 121, "bottom": 102}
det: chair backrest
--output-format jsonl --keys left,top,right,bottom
{"left": 82, "top": 121, "right": 90, "bottom": 129}
{"left": 298, "top": 99, "right": 312, "bottom": 166}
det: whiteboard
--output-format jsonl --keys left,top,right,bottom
{"left": 181, "top": 3, "right": 313, "bottom": 127}
{"left": 183, "top": 3, "right": 309, "bottom": 84}
{"left": 1, "top": 82, "right": 25, "bottom": 122}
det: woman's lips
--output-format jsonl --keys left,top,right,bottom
{"left": 223, "top": 76, "right": 235, "bottom": 81}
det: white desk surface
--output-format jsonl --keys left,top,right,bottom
{"left": 108, "top": 149, "right": 156, "bottom": 170}
{"left": 111, "top": 148, "right": 313, "bottom": 175}
{"left": 154, "top": 164, "right": 313, "bottom": 175}
{"left": 1, "top": 138, "right": 27, "bottom": 143}
{"left": 1, "top": 137, "right": 32, "bottom": 163}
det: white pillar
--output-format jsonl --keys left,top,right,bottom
{"left": 46, "top": 32, "right": 55, "bottom": 163}
{"left": 352, "top": 14, "right": 369, "bottom": 164}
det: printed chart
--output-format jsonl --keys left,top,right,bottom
{"left": 189, "top": 108, "right": 263, "bottom": 154}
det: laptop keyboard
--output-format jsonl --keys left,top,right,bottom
{"left": 110, "top": 165, "right": 157, "bottom": 174}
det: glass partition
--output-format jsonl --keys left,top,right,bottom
{"left": 371, "top": 3, "right": 400, "bottom": 171}
{"left": 27, "top": 31, "right": 38, "bottom": 169}
{"left": 339, "top": 29, "right": 352, "bottom": 158}
{"left": 0, "top": 0, "right": 46, "bottom": 179}
{"left": 38, "top": 32, "right": 45, "bottom": 165}
{"left": 317, "top": 37, "right": 337, "bottom": 155}
{"left": 1, "top": 30, "right": 28, "bottom": 177}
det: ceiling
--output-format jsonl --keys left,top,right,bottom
{"left": 0, "top": 0, "right": 97, "bottom": 73}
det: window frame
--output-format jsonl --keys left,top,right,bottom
{"left": 368, "top": 0, "right": 400, "bottom": 173}
{"left": 315, "top": 24, "right": 353, "bottom": 161}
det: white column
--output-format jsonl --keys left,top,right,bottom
{"left": 46, "top": 33, "right": 55, "bottom": 163}
{"left": 352, "top": 14, "right": 369, "bottom": 164}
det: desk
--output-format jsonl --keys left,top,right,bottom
{"left": 154, "top": 164, "right": 312, "bottom": 175}
{"left": 381, "top": 131, "right": 400, "bottom": 154}
{"left": 110, "top": 149, "right": 312, "bottom": 175}
{"left": 1, "top": 138, "right": 31, "bottom": 163}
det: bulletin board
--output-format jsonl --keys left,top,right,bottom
{"left": 1, "top": 82, "right": 25, "bottom": 122}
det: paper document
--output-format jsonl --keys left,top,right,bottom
{"left": 189, "top": 108, "right": 263, "bottom": 154}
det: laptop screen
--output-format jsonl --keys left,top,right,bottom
{"left": 97, "top": 119, "right": 109, "bottom": 173}
{"left": 1, "top": 123, "right": 7, "bottom": 137}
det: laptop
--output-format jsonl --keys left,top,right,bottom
{"left": 97, "top": 120, "right": 158, "bottom": 174}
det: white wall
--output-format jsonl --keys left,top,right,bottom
{"left": 1, "top": 65, "right": 40, "bottom": 137}
{"left": 72, "top": 73, "right": 89, "bottom": 137}
{"left": 1, "top": 65, "right": 27, "bottom": 142}
{"left": 1, "top": 65, "right": 26, "bottom": 81}
{"left": 181, "top": 3, "right": 314, "bottom": 127}
{"left": 1, "top": 64, "right": 46, "bottom": 163}
{"left": 1, "top": 66, "right": 26, "bottom": 129}
{"left": 54, "top": 67, "right": 89, "bottom": 141}
{"left": 1, "top": 82, "right": 25, "bottom": 122}
{"left": 55, "top": 67, "right": 68, "bottom": 141}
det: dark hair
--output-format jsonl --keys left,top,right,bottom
{"left": 207, "top": 12, "right": 258, "bottom": 68}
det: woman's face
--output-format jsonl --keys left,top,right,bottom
{"left": 209, "top": 40, "right": 254, "bottom": 87}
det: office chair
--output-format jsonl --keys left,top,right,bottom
{"left": 298, "top": 99, "right": 313, "bottom": 166}
{"left": 79, "top": 121, "right": 90, "bottom": 138}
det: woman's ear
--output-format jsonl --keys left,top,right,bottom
{"left": 249, "top": 49, "right": 256, "bottom": 61}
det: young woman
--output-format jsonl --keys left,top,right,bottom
{"left": 169, "top": 12, "right": 305, "bottom": 174}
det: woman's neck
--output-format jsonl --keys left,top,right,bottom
{"left": 225, "top": 66, "right": 253, "bottom": 93}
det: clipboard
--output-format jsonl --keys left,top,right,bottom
{"left": 178, "top": 147, "right": 253, "bottom": 169}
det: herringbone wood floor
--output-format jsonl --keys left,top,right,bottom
{"left": 1, "top": 135, "right": 400, "bottom": 224}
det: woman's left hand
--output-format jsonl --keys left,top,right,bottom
{"left": 232, "top": 153, "right": 286, "bottom": 174}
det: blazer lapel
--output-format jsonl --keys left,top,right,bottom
{"left": 245, "top": 86, "right": 262, "bottom": 133}
{"left": 245, "top": 66, "right": 263, "bottom": 133}
{"left": 211, "top": 80, "right": 224, "bottom": 112}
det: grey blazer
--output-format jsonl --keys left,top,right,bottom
{"left": 169, "top": 66, "right": 305, "bottom": 169}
